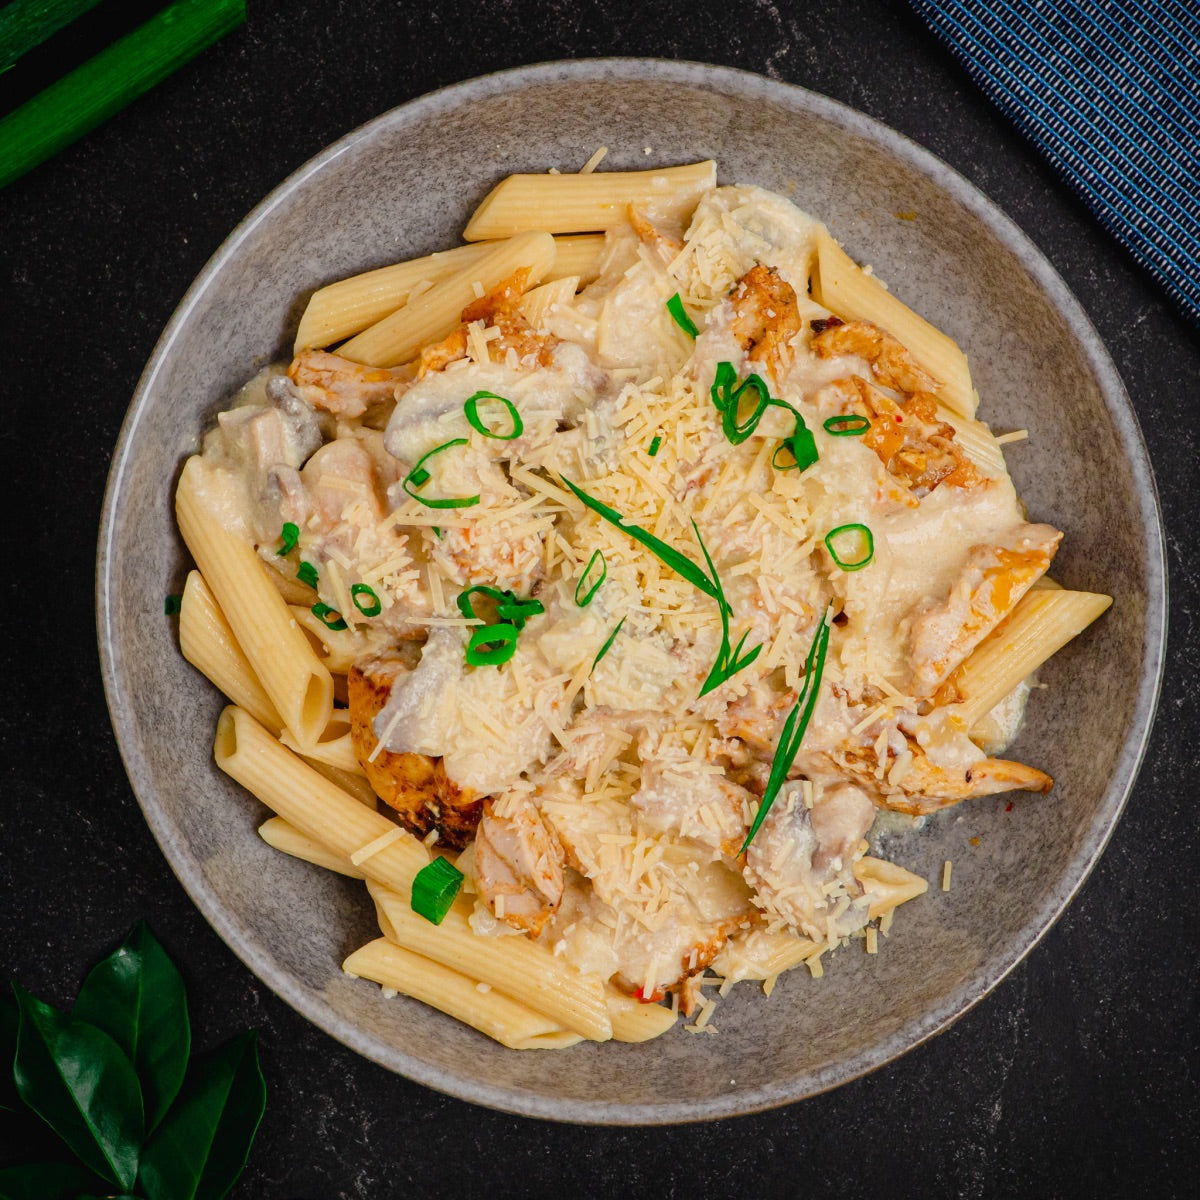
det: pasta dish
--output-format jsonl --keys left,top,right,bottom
{"left": 175, "top": 159, "right": 1111, "bottom": 1048}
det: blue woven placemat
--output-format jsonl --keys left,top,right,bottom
{"left": 909, "top": 0, "right": 1200, "bottom": 326}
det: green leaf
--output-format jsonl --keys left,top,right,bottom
{"left": 10, "top": 985, "right": 142, "bottom": 1191}
{"left": 137, "top": 1031, "right": 265, "bottom": 1200}
{"left": 0, "top": 1160, "right": 97, "bottom": 1200}
{"left": 74, "top": 923, "right": 190, "bottom": 1133}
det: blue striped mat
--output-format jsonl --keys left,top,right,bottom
{"left": 908, "top": 0, "right": 1200, "bottom": 326}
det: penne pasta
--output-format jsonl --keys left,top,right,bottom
{"left": 289, "top": 604, "right": 372, "bottom": 674}
{"left": 854, "top": 856, "right": 930, "bottom": 920}
{"left": 954, "top": 588, "right": 1113, "bottom": 729}
{"left": 343, "top": 939, "right": 582, "bottom": 1050}
{"left": 259, "top": 816, "right": 364, "bottom": 878}
{"left": 811, "top": 228, "right": 977, "bottom": 418}
{"left": 605, "top": 986, "right": 680, "bottom": 1043}
{"left": 213, "top": 705, "right": 430, "bottom": 892}
{"left": 518, "top": 274, "right": 581, "bottom": 329}
{"left": 368, "top": 881, "right": 612, "bottom": 1042}
{"left": 938, "top": 407, "right": 1007, "bottom": 478}
{"left": 280, "top": 709, "right": 364, "bottom": 776}
{"left": 179, "top": 570, "right": 283, "bottom": 734}
{"left": 177, "top": 460, "right": 333, "bottom": 747}
{"left": 462, "top": 161, "right": 717, "bottom": 240}
{"left": 338, "top": 230, "right": 557, "bottom": 367}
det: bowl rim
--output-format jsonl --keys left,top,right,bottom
{"left": 96, "top": 57, "right": 1167, "bottom": 1124}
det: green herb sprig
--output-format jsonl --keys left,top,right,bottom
{"left": 741, "top": 607, "right": 833, "bottom": 852}
{"left": 560, "top": 477, "right": 761, "bottom": 695}
{"left": 412, "top": 857, "right": 463, "bottom": 925}
{"left": 1, "top": 922, "right": 264, "bottom": 1199}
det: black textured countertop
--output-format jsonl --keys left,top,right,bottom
{"left": 2, "top": 1, "right": 1198, "bottom": 1196}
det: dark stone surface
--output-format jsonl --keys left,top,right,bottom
{"left": 1, "top": 0, "right": 1196, "bottom": 1195}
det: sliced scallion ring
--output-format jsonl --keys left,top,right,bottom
{"left": 351, "top": 583, "right": 382, "bottom": 616}
{"left": 648, "top": 435, "right": 662, "bottom": 457}
{"left": 456, "top": 584, "right": 508, "bottom": 622}
{"left": 276, "top": 521, "right": 299, "bottom": 556}
{"left": 466, "top": 622, "right": 520, "bottom": 666}
{"left": 772, "top": 421, "right": 819, "bottom": 473}
{"left": 411, "top": 856, "right": 463, "bottom": 925}
{"left": 824, "top": 523, "right": 875, "bottom": 572}
{"left": 666, "top": 292, "right": 699, "bottom": 338}
{"left": 312, "top": 602, "right": 347, "bottom": 631}
{"left": 297, "top": 560, "right": 319, "bottom": 589}
{"left": 403, "top": 438, "right": 480, "bottom": 509}
{"left": 164, "top": 594, "right": 182, "bottom": 616}
{"left": 464, "top": 390, "right": 523, "bottom": 440}
{"left": 496, "top": 596, "right": 544, "bottom": 628}
{"left": 823, "top": 413, "right": 871, "bottom": 437}
{"left": 575, "top": 550, "right": 607, "bottom": 606}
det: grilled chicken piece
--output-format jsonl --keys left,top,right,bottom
{"left": 742, "top": 780, "right": 875, "bottom": 943}
{"left": 730, "top": 265, "right": 802, "bottom": 385}
{"left": 829, "top": 375, "right": 981, "bottom": 500}
{"left": 909, "top": 523, "right": 1063, "bottom": 695}
{"left": 289, "top": 349, "right": 413, "bottom": 419}
{"left": 811, "top": 317, "right": 940, "bottom": 395}
{"left": 417, "top": 267, "right": 554, "bottom": 377}
{"left": 347, "top": 651, "right": 482, "bottom": 848}
{"left": 877, "top": 752, "right": 1052, "bottom": 815}
{"left": 473, "top": 792, "right": 565, "bottom": 936}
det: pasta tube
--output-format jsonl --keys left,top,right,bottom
{"left": 258, "top": 817, "right": 364, "bottom": 878}
{"left": 811, "top": 228, "right": 977, "bottom": 418}
{"left": 343, "top": 939, "right": 582, "bottom": 1050}
{"left": 462, "top": 162, "right": 716, "bottom": 240}
{"left": 213, "top": 705, "right": 429, "bottom": 893}
{"left": 368, "top": 881, "right": 612, "bottom": 1041}
{"left": 177, "top": 460, "right": 334, "bottom": 747}
{"left": 338, "top": 230, "right": 557, "bottom": 367}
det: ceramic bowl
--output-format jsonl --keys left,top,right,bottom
{"left": 97, "top": 60, "right": 1165, "bottom": 1123}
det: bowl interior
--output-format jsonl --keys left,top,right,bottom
{"left": 98, "top": 61, "right": 1164, "bottom": 1123}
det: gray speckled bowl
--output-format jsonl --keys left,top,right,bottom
{"left": 97, "top": 60, "right": 1165, "bottom": 1123}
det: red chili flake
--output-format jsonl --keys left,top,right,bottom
{"left": 894, "top": 414, "right": 903, "bottom": 423}
{"left": 1005, "top": 801, "right": 1014, "bottom": 812}
{"left": 635, "top": 985, "right": 666, "bottom": 1003}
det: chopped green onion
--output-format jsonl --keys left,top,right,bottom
{"left": 351, "top": 583, "right": 382, "bottom": 616}
{"left": 0, "top": 0, "right": 247, "bottom": 191}
{"left": 466, "top": 622, "right": 521, "bottom": 666}
{"left": 823, "top": 413, "right": 871, "bottom": 437}
{"left": 574, "top": 550, "right": 607, "bottom": 606}
{"left": 402, "top": 438, "right": 480, "bottom": 509}
{"left": 497, "top": 596, "right": 544, "bottom": 628}
{"left": 825, "top": 523, "right": 875, "bottom": 572}
{"left": 694, "top": 520, "right": 763, "bottom": 696}
{"left": 297, "top": 561, "right": 319, "bottom": 589}
{"left": 710, "top": 362, "right": 772, "bottom": 445}
{"left": 312, "top": 602, "right": 347, "bottom": 631}
{"left": 666, "top": 293, "right": 699, "bottom": 338}
{"left": 457, "top": 585, "right": 508, "bottom": 621}
{"left": 560, "top": 477, "right": 718, "bottom": 602}
{"left": 164, "top": 594, "right": 182, "bottom": 615}
{"left": 772, "top": 421, "right": 819, "bottom": 473}
{"left": 411, "top": 856, "right": 463, "bottom": 925}
{"left": 741, "top": 608, "right": 833, "bottom": 852}
{"left": 647, "top": 435, "right": 662, "bottom": 457}
{"left": 591, "top": 616, "right": 627, "bottom": 670}
{"left": 0, "top": 0, "right": 105, "bottom": 75}
{"left": 433, "top": 527, "right": 443, "bottom": 539}
{"left": 464, "top": 390, "right": 523, "bottom": 440}
{"left": 276, "top": 521, "right": 299, "bottom": 556}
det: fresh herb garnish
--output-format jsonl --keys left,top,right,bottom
{"left": 411, "top": 857, "right": 464, "bottom": 925}
{"left": 741, "top": 608, "right": 833, "bottom": 851}
{"left": 163, "top": 594, "right": 182, "bottom": 616}
{"left": 2, "top": 922, "right": 264, "bottom": 1197}
{"left": 825, "top": 523, "right": 875, "bottom": 572}
{"left": 457, "top": 585, "right": 544, "bottom": 631}
{"left": 350, "top": 583, "right": 382, "bottom": 616}
{"left": 574, "top": 550, "right": 607, "bottom": 606}
{"left": 402, "top": 439, "right": 481, "bottom": 510}
{"left": 296, "top": 560, "right": 319, "bottom": 589}
{"left": 464, "top": 390, "right": 523, "bottom": 440}
{"left": 561, "top": 477, "right": 761, "bottom": 694}
{"left": 311, "top": 602, "right": 347, "bottom": 631}
{"left": 591, "top": 616, "right": 627, "bottom": 670}
{"left": 666, "top": 293, "right": 699, "bottom": 338}
{"left": 823, "top": 413, "right": 871, "bottom": 437}
{"left": 647, "top": 435, "right": 662, "bottom": 457}
{"left": 275, "top": 521, "right": 299, "bottom": 556}
{"left": 710, "top": 361, "right": 819, "bottom": 472}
